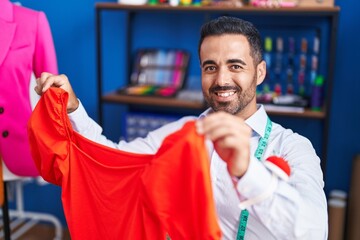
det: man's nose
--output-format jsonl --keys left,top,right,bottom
{"left": 215, "top": 68, "right": 231, "bottom": 86}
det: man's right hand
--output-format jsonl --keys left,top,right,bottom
{"left": 35, "top": 72, "right": 79, "bottom": 113}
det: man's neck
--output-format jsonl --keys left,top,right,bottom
{"left": 235, "top": 103, "right": 258, "bottom": 120}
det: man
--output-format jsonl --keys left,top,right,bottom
{"left": 35, "top": 16, "right": 327, "bottom": 239}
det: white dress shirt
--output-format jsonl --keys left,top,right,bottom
{"left": 68, "top": 102, "right": 328, "bottom": 240}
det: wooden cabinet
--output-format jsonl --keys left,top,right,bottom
{"left": 95, "top": 3, "right": 339, "bottom": 171}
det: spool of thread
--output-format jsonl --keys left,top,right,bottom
{"left": 328, "top": 197, "right": 346, "bottom": 240}
{"left": 148, "top": 0, "right": 158, "bottom": 5}
{"left": 346, "top": 155, "right": 360, "bottom": 240}
{"left": 119, "top": 0, "right": 147, "bottom": 4}
{"left": 180, "top": 0, "right": 192, "bottom": 5}
{"left": 192, "top": 0, "right": 201, "bottom": 5}
{"left": 311, "top": 75, "right": 324, "bottom": 111}
{"left": 169, "top": 0, "right": 180, "bottom": 6}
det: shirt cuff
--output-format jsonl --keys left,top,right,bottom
{"left": 236, "top": 156, "right": 273, "bottom": 200}
{"left": 68, "top": 100, "right": 92, "bottom": 133}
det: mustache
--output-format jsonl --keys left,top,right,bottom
{"left": 209, "top": 85, "right": 241, "bottom": 93}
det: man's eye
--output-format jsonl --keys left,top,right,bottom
{"left": 232, "top": 65, "right": 242, "bottom": 70}
{"left": 204, "top": 66, "right": 216, "bottom": 71}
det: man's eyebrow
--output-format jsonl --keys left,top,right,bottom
{"left": 227, "top": 59, "right": 246, "bottom": 66}
{"left": 201, "top": 59, "right": 247, "bottom": 68}
{"left": 201, "top": 60, "right": 216, "bottom": 68}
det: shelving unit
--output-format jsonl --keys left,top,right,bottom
{"left": 102, "top": 92, "right": 326, "bottom": 118}
{"left": 95, "top": 3, "right": 339, "bottom": 171}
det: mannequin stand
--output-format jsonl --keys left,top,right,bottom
{"left": 1, "top": 182, "right": 11, "bottom": 240}
{"left": 0, "top": 180, "right": 63, "bottom": 240}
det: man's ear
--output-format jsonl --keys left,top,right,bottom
{"left": 256, "top": 60, "right": 267, "bottom": 86}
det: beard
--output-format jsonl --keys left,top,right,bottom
{"left": 203, "top": 74, "right": 257, "bottom": 115}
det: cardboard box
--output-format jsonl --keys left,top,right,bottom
{"left": 298, "top": 0, "right": 334, "bottom": 7}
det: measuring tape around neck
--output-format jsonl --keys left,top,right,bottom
{"left": 236, "top": 117, "right": 272, "bottom": 240}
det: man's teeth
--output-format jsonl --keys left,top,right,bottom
{"left": 217, "top": 91, "right": 235, "bottom": 97}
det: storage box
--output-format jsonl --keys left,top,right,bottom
{"left": 120, "top": 49, "right": 190, "bottom": 97}
{"left": 297, "top": 0, "right": 334, "bottom": 7}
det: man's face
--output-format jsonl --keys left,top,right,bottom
{"left": 200, "top": 34, "right": 265, "bottom": 117}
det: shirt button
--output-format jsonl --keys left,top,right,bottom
{"left": 2, "top": 130, "right": 9, "bottom": 138}
{"left": 0, "top": 107, "right": 4, "bottom": 114}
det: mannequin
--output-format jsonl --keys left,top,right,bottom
{"left": 0, "top": 0, "right": 58, "bottom": 177}
{"left": 0, "top": 1, "right": 59, "bottom": 238}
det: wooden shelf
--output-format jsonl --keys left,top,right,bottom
{"left": 102, "top": 92, "right": 325, "bottom": 118}
{"left": 267, "top": 108, "right": 325, "bottom": 118}
{"left": 102, "top": 92, "right": 206, "bottom": 110}
{"left": 96, "top": 3, "right": 339, "bottom": 15}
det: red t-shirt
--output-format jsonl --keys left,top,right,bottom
{"left": 28, "top": 88, "right": 222, "bottom": 240}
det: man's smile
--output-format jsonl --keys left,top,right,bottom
{"left": 209, "top": 84, "right": 240, "bottom": 103}
{"left": 215, "top": 91, "right": 236, "bottom": 98}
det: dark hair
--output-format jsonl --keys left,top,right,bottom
{"left": 198, "top": 16, "right": 263, "bottom": 65}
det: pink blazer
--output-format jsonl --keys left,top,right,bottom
{"left": 0, "top": 0, "right": 58, "bottom": 176}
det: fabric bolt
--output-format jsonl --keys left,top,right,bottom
{"left": 28, "top": 88, "right": 222, "bottom": 240}
{"left": 0, "top": 0, "right": 58, "bottom": 176}
{"left": 69, "top": 98, "right": 328, "bottom": 239}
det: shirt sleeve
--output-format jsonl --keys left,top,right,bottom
{"left": 235, "top": 134, "right": 327, "bottom": 240}
{"left": 67, "top": 100, "right": 119, "bottom": 149}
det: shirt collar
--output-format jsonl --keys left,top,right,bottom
{"left": 245, "top": 104, "right": 269, "bottom": 138}
{"left": 0, "top": 0, "right": 13, "bottom": 22}
{"left": 199, "top": 104, "right": 269, "bottom": 138}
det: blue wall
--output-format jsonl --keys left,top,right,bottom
{"left": 325, "top": 0, "right": 360, "bottom": 193}
{"left": 13, "top": 0, "right": 360, "bottom": 227}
